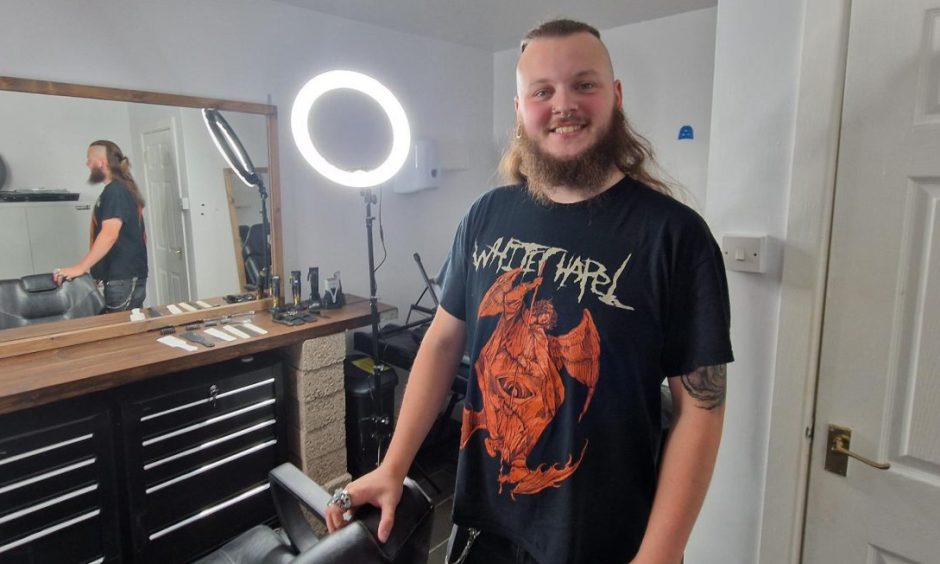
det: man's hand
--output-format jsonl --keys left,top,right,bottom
{"left": 53, "top": 265, "right": 87, "bottom": 286}
{"left": 325, "top": 465, "right": 405, "bottom": 543}
{"left": 55, "top": 218, "right": 122, "bottom": 286}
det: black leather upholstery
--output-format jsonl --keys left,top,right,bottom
{"left": 0, "top": 273, "right": 104, "bottom": 330}
{"left": 241, "top": 223, "right": 269, "bottom": 290}
{"left": 196, "top": 463, "right": 433, "bottom": 564}
{"left": 196, "top": 526, "right": 295, "bottom": 564}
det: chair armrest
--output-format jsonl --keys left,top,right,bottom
{"left": 268, "top": 463, "right": 332, "bottom": 552}
{"left": 267, "top": 464, "right": 434, "bottom": 563}
{"left": 354, "top": 477, "right": 433, "bottom": 562}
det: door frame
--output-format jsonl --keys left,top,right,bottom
{"left": 757, "top": 1, "right": 853, "bottom": 562}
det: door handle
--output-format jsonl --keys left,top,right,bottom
{"left": 174, "top": 248, "right": 183, "bottom": 257}
{"left": 825, "top": 424, "right": 891, "bottom": 476}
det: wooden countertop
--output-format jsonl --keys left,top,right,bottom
{"left": 0, "top": 297, "right": 394, "bottom": 415}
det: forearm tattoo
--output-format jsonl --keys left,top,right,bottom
{"left": 680, "top": 364, "right": 727, "bottom": 410}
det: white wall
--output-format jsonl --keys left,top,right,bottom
{"left": 493, "top": 8, "right": 717, "bottom": 208}
{"left": 692, "top": 1, "right": 807, "bottom": 563}
{"left": 0, "top": 90, "right": 132, "bottom": 200}
{"left": 0, "top": 0, "right": 496, "bottom": 316}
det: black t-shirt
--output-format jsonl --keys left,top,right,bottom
{"left": 90, "top": 180, "right": 148, "bottom": 281}
{"left": 439, "top": 178, "right": 733, "bottom": 563}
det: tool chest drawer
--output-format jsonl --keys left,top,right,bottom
{"left": 115, "top": 353, "right": 287, "bottom": 563}
{"left": 0, "top": 397, "right": 121, "bottom": 564}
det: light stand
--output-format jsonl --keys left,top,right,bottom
{"left": 290, "top": 70, "right": 411, "bottom": 470}
{"left": 202, "top": 108, "right": 271, "bottom": 293}
{"left": 362, "top": 188, "right": 381, "bottom": 373}
{"left": 362, "top": 187, "right": 391, "bottom": 458}
{"left": 257, "top": 180, "right": 271, "bottom": 295}
{"left": 242, "top": 172, "right": 271, "bottom": 296}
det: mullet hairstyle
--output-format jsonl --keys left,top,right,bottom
{"left": 499, "top": 18, "right": 672, "bottom": 197}
{"left": 89, "top": 140, "right": 145, "bottom": 208}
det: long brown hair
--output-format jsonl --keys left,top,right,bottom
{"left": 499, "top": 19, "right": 672, "bottom": 197}
{"left": 89, "top": 140, "right": 145, "bottom": 207}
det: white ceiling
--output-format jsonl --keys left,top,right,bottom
{"left": 272, "top": 0, "right": 717, "bottom": 52}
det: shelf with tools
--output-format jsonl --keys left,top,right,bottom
{"left": 0, "top": 296, "right": 395, "bottom": 416}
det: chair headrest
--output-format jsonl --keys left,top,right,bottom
{"left": 0, "top": 273, "right": 104, "bottom": 330}
{"left": 22, "top": 274, "right": 58, "bottom": 293}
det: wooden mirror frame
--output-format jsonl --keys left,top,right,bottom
{"left": 0, "top": 76, "right": 282, "bottom": 358}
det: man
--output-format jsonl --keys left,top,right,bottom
{"left": 55, "top": 140, "right": 148, "bottom": 311}
{"left": 327, "top": 19, "right": 732, "bottom": 563}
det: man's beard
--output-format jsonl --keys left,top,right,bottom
{"left": 517, "top": 108, "right": 626, "bottom": 203}
{"left": 88, "top": 167, "right": 105, "bottom": 184}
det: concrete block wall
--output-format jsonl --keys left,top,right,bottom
{"left": 279, "top": 333, "right": 351, "bottom": 493}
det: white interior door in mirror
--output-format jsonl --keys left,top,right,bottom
{"left": 141, "top": 123, "right": 189, "bottom": 305}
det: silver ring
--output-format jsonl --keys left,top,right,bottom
{"left": 328, "top": 488, "right": 352, "bottom": 511}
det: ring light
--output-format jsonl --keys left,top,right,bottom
{"left": 202, "top": 108, "right": 260, "bottom": 188}
{"left": 290, "top": 70, "right": 411, "bottom": 188}
{"left": 289, "top": 70, "right": 413, "bottom": 467}
{"left": 202, "top": 107, "right": 271, "bottom": 293}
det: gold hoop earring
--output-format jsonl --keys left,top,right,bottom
{"left": 515, "top": 124, "right": 523, "bottom": 139}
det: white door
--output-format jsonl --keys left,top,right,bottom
{"left": 803, "top": 1, "right": 940, "bottom": 562}
{"left": 141, "top": 126, "right": 189, "bottom": 304}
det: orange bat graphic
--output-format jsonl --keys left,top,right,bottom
{"left": 461, "top": 267, "right": 600, "bottom": 498}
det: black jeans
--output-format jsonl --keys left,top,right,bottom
{"left": 446, "top": 526, "right": 539, "bottom": 564}
{"left": 104, "top": 277, "right": 146, "bottom": 311}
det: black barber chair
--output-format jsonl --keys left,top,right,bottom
{"left": 0, "top": 273, "right": 104, "bottom": 330}
{"left": 241, "top": 223, "right": 270, "bottom": 290}
{"left": 197, "top": 463, "right": 433, "bottom": 564}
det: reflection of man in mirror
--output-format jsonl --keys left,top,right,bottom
{"left": 54, "top": 140, "right": 148, "bottom": 311}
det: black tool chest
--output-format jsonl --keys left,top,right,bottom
{"left": 0, "top": 352, "right": 286, "bottom": 563}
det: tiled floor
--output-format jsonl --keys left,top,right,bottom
{"left": 408, "top": 420, "right": 460, "bottom": 563}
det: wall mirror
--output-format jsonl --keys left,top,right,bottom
{"left": 0, "top": 77, "right": 282, "bottom": 350}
